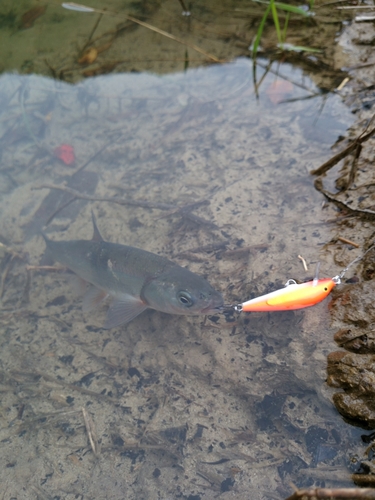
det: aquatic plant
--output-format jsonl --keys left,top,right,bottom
{"left": 251, "top": 0, "right": 319, "bottom": 58}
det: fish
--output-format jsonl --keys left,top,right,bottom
{"left": 236, "top": 278, "right": 336, "bottom": 312}
{"left": 42, "top": 213, "right": 223, "bottom": 328}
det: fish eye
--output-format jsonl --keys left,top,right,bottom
{"left": 177, "top": 291, "right": 194, "bottom": 307}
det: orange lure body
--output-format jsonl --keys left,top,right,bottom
{"left": 239, "top": 278, "right": 336, "bottom": 312}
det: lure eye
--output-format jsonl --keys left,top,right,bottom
{"left": 177, "top": 291, "right": 194, "bottom": 307}
{"left": 324, "top": 287, "right": 328, "bottom": 291}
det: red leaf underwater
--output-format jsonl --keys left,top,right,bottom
{"left": 53, "top": 144, "right": 75, "bottom": 166}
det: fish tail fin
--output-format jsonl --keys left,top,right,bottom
{"left": 91, "top": 211, "right": 104, "bottom": 242}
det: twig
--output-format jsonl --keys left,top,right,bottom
{"left": 310, "top": 142, "right": 358, "bottom": 176}
{"left": 255, "top": 60, "right": 317, "bottom": 95}
{"left": 314, "top": 178, "right": 375, "bottom": 220}
{"left": 174, "top": 241, "right": 229, "bottom": 256}
{"left": 31, "top": 184, "right": 164, "bottom": 209}
{"left": 81, "top": 12, "right": 103, "bottom": 54}
{"left": 311, "top": 114, "right": 375, "bottom": 176}
{"left": 64, "top": 3, "right": 220, "bottom": 63}
{"left": 34, "top": 371, "right": 116, "bottom": 403}
{"left": 157, "top": 200, "right": 218, "bottom": 229}
{"left": 298, "top": 255, "right": 308, "bottom": 271}
{"left": 175, "top": 210, "right": 219, "bottom": 229}
{"left": 44, "top": 196, "right": 77, "bottom": 226}
{"left": 32, "top": 183, "right": 172, "bottom": 209}
{"left": 82, "top": 407, "right": 100, "bottom": 457}
{"left": 219, "top": 244, "right": 268, "bottom": 259}
{"left": 346, "top": 143, "right": 362, "bottom": 190}
{"left": 126, "top": 14, "right": 221, "bottom": 62}
{"left": 285, "top": 487, "right": 375, "bottom": 499}
{"left": 352, "top": 474, "right": 375, "bottom": 487}
{"left": 337, "top": 237, "right": 359, "bottom": 248}
{"left": 32, "top": 184, "right": 217, "bottom": 225}
{"left": 41, "top": 137, "right": 121, "bottom": 227}
{"left": 336, "top": 77, "right": 349, "bottom": 91}
{"left": 25, "top": 265, "right": 67, "bottom": 272}
{"left": 73, "top": 134, "right": 121, "bottom": 175}
{"left": 351, "top": 182, "right": 375, "bottom": 191}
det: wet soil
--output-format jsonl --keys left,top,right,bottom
{"left": 304, "top": 13, "right": 375, "bottom": 490}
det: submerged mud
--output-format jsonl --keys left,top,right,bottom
{"left": 0, "top": 1, "right": 375, "bottom": 498}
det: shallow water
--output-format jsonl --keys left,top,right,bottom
{"left": 0, "top": 2, "right": 368, "bottom": 500}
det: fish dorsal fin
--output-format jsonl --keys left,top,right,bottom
{"left": 91, "top": 211, "right": 104, "bottom": 242}
{"left": 103, "top": 295, "right": 148, "bottom": 329}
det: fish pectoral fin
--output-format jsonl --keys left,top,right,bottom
{"left": 68, "top": 274, "right": 88, "bottom": 295}
{"left": 82, "top": 286, "right": 108, "bottom": 312}
{"left": 103, "top": 296, "right": 148, "bottom": 329}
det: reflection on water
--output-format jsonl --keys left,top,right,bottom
{"left": 0, "top": 59, "right": 361, "bottom": 499}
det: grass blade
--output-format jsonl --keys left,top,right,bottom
{"left": 252, "top": 2, "right": 272, "bottom": 58}
{"left": 250, "top": 0, "right": 311, "bottom": 17}
{"left": 274, "top": 2, "right": 311, "bottom": 16}
{"left": 270, "top": 0, "right": 282, "bottom": 45}
{"left": 282, "top": 12, "right": 290, "bottom": 43}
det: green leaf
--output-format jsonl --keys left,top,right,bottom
{"left": 250, "top": 0, "right": 312, "bottom": 17}
{"left": 270, "top": 0, "right": 282, "bottom": 44}
{"left": 273, "top": 2, "right": 311, "bottom": 16}
{"left": 252, "top": 2, "right": 272, "bottom": 58}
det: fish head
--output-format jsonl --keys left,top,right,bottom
{"left": 142, "top": 267, "right": 223, "bottom": 316}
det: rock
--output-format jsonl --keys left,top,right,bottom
{"left": 327, "top": 351, "right": 375, "bottom": 428}
{"left": 334, "top": 328, "right": 375, "bottom": 354}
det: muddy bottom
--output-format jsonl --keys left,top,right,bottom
{"left": 0, "top": 58, "right": 365, "bottom": 499}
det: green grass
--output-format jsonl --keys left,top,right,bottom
{"left": 251, "top": 0, "right": 319, "bottom": 58}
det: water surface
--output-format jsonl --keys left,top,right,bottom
{"left": 0, "top": 6, "right": 364, "bottom": 499}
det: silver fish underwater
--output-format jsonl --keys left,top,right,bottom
{"left": 42, "top": 214, "right": 223, "bottom": 328}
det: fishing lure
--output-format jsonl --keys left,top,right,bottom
{"left": 234, "top": 252, "right": 368, "bottom": 313}
{"left": 235, "top": 277, "right": 338, "bottom": 313}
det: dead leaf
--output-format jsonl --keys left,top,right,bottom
{"left": 20, "top": 6, "right": 46, "bottom": 29}
{"left": 97, "top": 40, "right": 113, "bottom": 54}
{"left": 78, "top": 47, "right": 98, "bottom": 65}
{"left": 82, "top": 61, "right": 118, "bottom": 77}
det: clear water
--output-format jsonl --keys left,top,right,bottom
{"left": 0, "top": 2, "right": 366, "bottom": 500}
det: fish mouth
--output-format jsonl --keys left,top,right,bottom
{"left": 218, "top": 303, "right": 236, "bottom": 312}
{"left": 201, "top": 302, "right": 225, "bottom": 315}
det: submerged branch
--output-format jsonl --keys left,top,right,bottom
{"left": 311, "top": 114, "right": 375, "bottom": 176}
{"left": 285, "top": 487, "right": 375, "bottom": 499}
{"left": 314, "top": 178, "right": 375, "bottom": 220}
{"left": 32, "top": 184, "right": 218, "bottom": 229}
